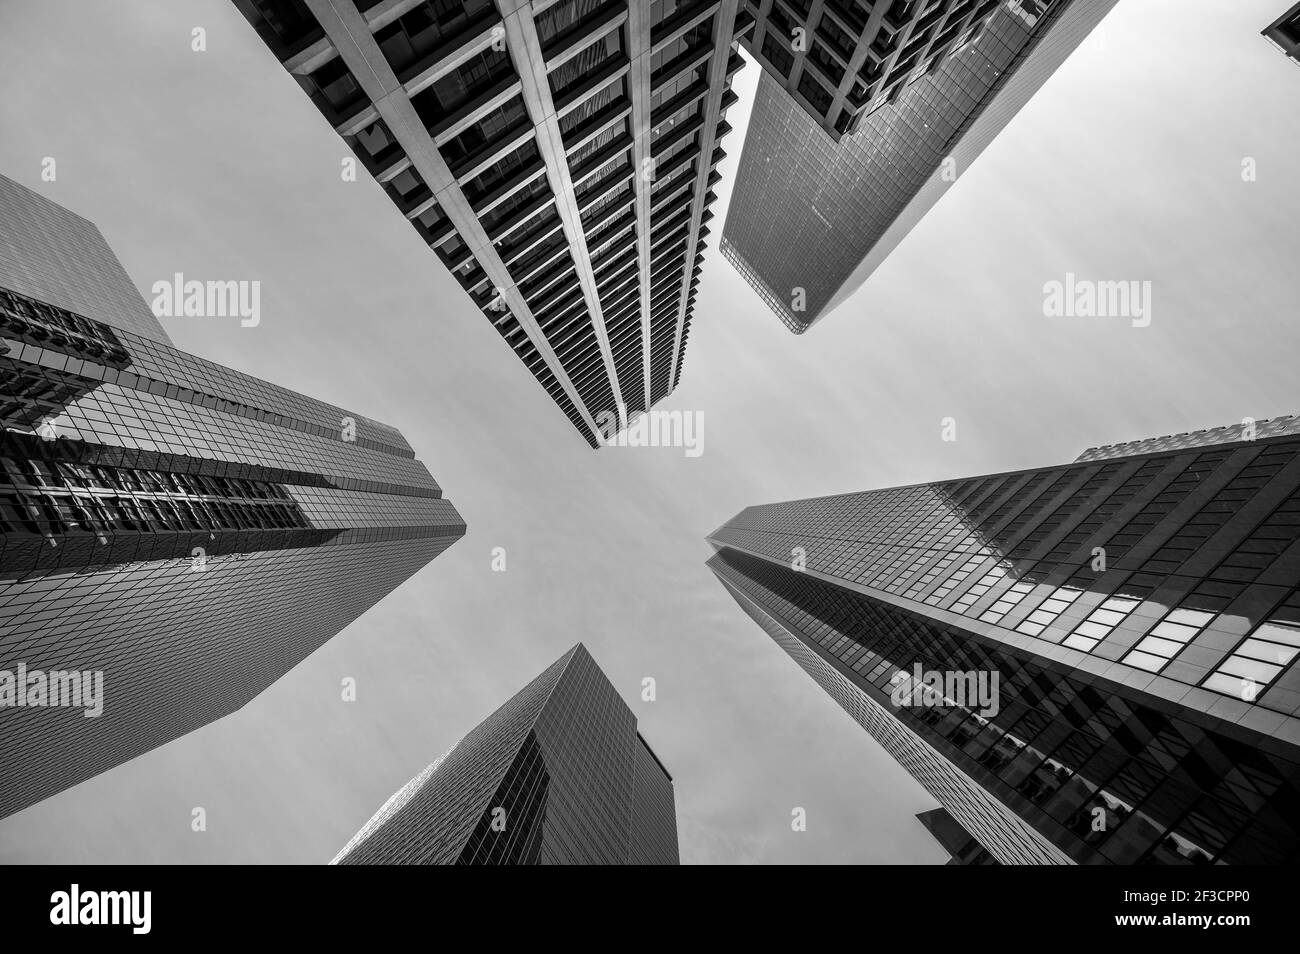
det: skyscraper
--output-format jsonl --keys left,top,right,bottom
{"left": 721, "top": 0, "right": 1117, "bottom": 332}
{"left": 1263, "top": 2, "right": 1300, "bottom": 64}
{"left": 708, "top": 417, "right": 1300, "bottom": 864}
{"left": 332, "top": 643, "right": 678, "bottom": 864}
{"left": 0, "top": 174, "right": 465, "bottom": 821}
{"left": 232, "top": 0, "right": 747, "bottom": 447}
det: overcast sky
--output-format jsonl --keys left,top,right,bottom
{"left": 1, "top": 0, "right": 1297, "bottom": 864}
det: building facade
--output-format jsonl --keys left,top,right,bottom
{"left": 1263, "top": 2, "right": 1300, "bottom": 63}
{"left": 0, "top": 172, "right": 172, "bottom": 345}
{"left": 0, "top": 175, "right": 465, "bottom": 820}
{"left": 708, "top": 419, "right": 1300, "bottom": 864}
{"left": 721, "top": 0, "right": 1117, "bottom": 332}
{"left": 233, "top": 0, "right": 748, "bottom": 447}
{"left": 737, "top": 0, "right": 1010, "bottom": 140}
{"left": 332, "top": 643, "right": 679, "bottom": 864}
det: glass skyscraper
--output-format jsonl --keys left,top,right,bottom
{"left": 332, "top": 643, "right": 679, "bottom": 864}
{"left": 233, "top": 0, "right": 748, "bottom": 447}
{"left": 721, "top": 0, "right": 1118, "bottom": 332}
{"left": 708, "top": 418, "right": 1300, "bottom": 864}
{"left": 0, "top": 174, "right": 465, "bottom": 821}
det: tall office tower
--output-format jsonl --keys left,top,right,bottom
{"left": 915, "top": 807, "right": 998, "bottom": 864}
{"left": 232, "top": 0, "right": 747, "bottom": 448}
{"left": 708, "top": 418, "right": 1300, "bottom": 864}
{"left": 1263, "top": 2, "right": 1300, "bottom": 64}
{"left": 721, "top": 0, "right": 1117, "bottom": 333}
{"left": 0, "top": 174, "right": 465, "bottom": 820}
{"left": 332, "top": 643, "right": 678, "bottom": 864}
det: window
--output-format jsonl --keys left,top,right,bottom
{"left": 1062, "top": 595, "right": 1141, "bottom": 652}
{"left": 374, "top": 0, "right": 497, "bottom": 78}
{"left": 925, "top": 554, "right": 981, "bottom": 605}
{"left": 305, "top": 57, "right": 365, "bottom": 116}
{"left": 1203, "top": 619, "right": 1300, "bottom": 699}
{"left": 979, "top": 580, "right": 1034, "bottom": 624}
{"left": 797, "top": 70, "right": 833, "bottom": 117}
{"left": 807, "top": 42, "right": 846, "bottom": 86}
{"left": 462, "top": 139, "right": 542, "bottom": 207}
{"left": 410, "top": 46, "right": 515, "bottom": 125}
{"left": 1121, "top": 608, "right": 1216, "bottom": 673}
{"left": 761, "top": 31, "right": 794, "bottom": 77}
{"left": 560, "top": 78, "right": 626, "bottom": 140}
{"left": 0, "top": 456, "right": 309, "bottom": 536}
{"left": 952, "top": 564, "right": 1007, "bottom": 613}
{"left": 442, "top": 96, "right": 530, "bottom": 172}
{"left": 384, "top": 167, "right": 431, "bottom": 210}
{"left": 537, "top": 0, "right": 616, "bottom": 50}
{"left": 549, "top": 30, "right": 623, "bottom": 102}
{"left": 1015, "top": 586, "right": 1082, "bottom": 637}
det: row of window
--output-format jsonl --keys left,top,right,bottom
{"left": 0, "top": 287, "right": 131, "bottom": 367}
{"left": 0, "top": 456, "right": 307, "bottom": 536}
{"left": 0, "top": 488, "right": 307, "bottom": 538}
{"left": 3, "top": 456, "right": 287, "bottom": 500}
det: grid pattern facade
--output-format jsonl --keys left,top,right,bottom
{"left": 332, "top": 643, "right": 679, "bottom": 864}
{"left": 721, "top": 0, "right": 1115, "bottom": 331}
{"left": 456, "top": 730, "right": 552, "bottom": 863}
{"left": 707, "top": 423, "right": 1300, "bottom": 864}
{"left": 737, "top": 0, "right": 1010, "bottom": 140}
{"left": 0, "top": 188, "right": 465, "bottom": 821}
{"left": 333, "top": 647, "right": 566, "bottom": 864}
{"left": 234, "top": 0, "right": 746, "bottom": 447}
{"left": 713, "top": 566, "right": 1069, "bottom": 863}
{"left": 1077, "top": 415, "right": 1300, "bottom": 463}
{"left": 1263, "top": 1, "right": 1300, "bottom": 62}
{"left": 0, "top": 176, "right": 171, "bottom": 344}
{"left": 626, "top": 732, "right": 680, "bottom": 863}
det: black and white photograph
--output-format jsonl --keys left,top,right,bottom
{"left": 0, "top": 0, "right": 1297, "bottom": 930}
